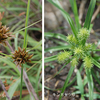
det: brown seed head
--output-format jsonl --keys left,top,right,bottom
{"left": 0, "top": 23, "right": 12, "bottom": 45}
{"left": 0, "top": 12, "right": 13, "bottom": 45}
{"left": 12, "top": 47, "right": 33, "bottom": 67}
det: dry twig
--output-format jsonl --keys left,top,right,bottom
{"left": 91, "top": 5, "right": 100, "bottom": 23}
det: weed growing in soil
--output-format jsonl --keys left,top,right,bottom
{"left": 44, "top": 0, "right": 100, "bottom": 100}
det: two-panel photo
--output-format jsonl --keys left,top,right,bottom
{"left": 0, "top": 0, "right": 100, "bottom": 100}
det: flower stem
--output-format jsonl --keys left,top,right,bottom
{"left": 20, "top": 66, "right": 23, "bottom": 100}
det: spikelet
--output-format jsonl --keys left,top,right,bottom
{"left": 12, "top": 47, "right": 33, "bottom": 67}
{"left": 57, "top": 51, "right": 71, "bottom": 62}
{"left": 0, "top": 12, "right": 13, "bottom": 45}
{"left": 83, "top": 56, "right": 93, "bottom": 69}
{"left": 78, "top": 28, "right": 89, "bottom": 41}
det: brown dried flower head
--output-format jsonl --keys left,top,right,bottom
{"left": 0, "top": 12, "right": 12, "bottom": 45}
{"left": 12, "top": 47, "right": 33, "bottom": 67}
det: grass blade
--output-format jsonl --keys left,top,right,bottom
{"left": 44, "top": 55, "right": 57, "bottom": 63}
{"left": 77, "top": 70, "right": 84, "bottom": 95}
{"left": 85, "top": 69, "right": 93, "bottom": 100}
{"left": 23, "top": 0, "right": 31, "bottom": 50}
{"left": 84, "top": 0, "right": 96, "bottom": 29}
{"left": 92, "top": 58, "right": 100, "bottom": 69}
{"left": 0, "top": 57, "right": 20, "bottom": 75}
{"left": 69, "top": 0, "right": 81, "bottom": 30}
{"left": 92, "top": 69, "right": 100, "bottom": 85}
{"left": 59, "top": 66, "right": 75, "bottom": 100}
{"left": 6, "top": 79, "right": 20, "bottom": 100}
{"left": 45, "top": 45, "right": 70, "bottom": 53}
{"left": 45, "top": 32, "right": 67, "bottom": 41}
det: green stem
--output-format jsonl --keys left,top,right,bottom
{"left": 23, "top": 0, "right": 30, "bottom": 50}
{"left": 20, "top": 67, "right": 23, "bottom": 100}
{"left": 86, "top": 69, "right": 94, "bottom": 100}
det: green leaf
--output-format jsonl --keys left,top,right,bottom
{"left": 47, "top": 0, "right": 78, "bottom": 39}
{"left": 23, "top": 0, "right": 30, "bottom": 50}
{"left": 45, "top": 45, "right": 70, "bottom": 53}
{"left": 69, "top": 0, "right": 81, "bottom": 30}
{"left": 83, "top": 76, "right": 88, "bottom": 86}
{"left": 45, "top": 32, "right": 67, "bottom": 41}
{"left": 21, "top": 95, "right": 31, "bottom": 100}
{"left": 44, "top": 55, "right": 57, "bottom": 63}
{"left": 77, "top": 70, "right": 84, "bottom": 94}
{"left": 59, "top": 66, "right": 75, "bottom": 100}
{"left": 85, "top": 69, "right": 93, "bottom": 100}
{"left": 84, "top": 93, "right": 100, "bottom": 99}
{"left": 92, "top": 69, "right": 100, "bottom": 85}
{"left": 92, "top": 58, "right": 100, "bottom": 69}
{"left": 84, "top": 0, "right": 96, "bottom": 29}
{"left": 81, "top": 96, "right": 85, "bottom": 100}
{"left": 6, "top": 79, "right": 20, "bottom": 100}
{"left": 35, "top": 64, "right": 42, "bottom": 91}
{"left": 0, "top": 57, "right": 20, "bottom": 75}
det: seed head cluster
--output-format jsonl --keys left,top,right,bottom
{"left": 12, "top": 47, "right": 33, "bottom": 67}
{"left": 58, "top": 27, "right": 93, "bottom": 69}
{"left": 0, "top": 12, "right": 12, "bottom": 45}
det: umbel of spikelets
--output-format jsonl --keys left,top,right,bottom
{"left": 0, "top": 12, "right": 12, "bottom": 45}
{"left": 12, "top": 47, "right": 33, "bottom": 67}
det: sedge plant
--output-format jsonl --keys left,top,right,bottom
{"left": 44, "top": 0, "right": 100, "bottom": 100}
{"left": 0, "top": 0, "right": 42, "bottom": 100}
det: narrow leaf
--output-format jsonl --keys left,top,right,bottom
{"left": 59, "top": 66, "right": 75, "bottom": 100}
{"left": 69, "top": 0, "right": 81, "bottom": 30}
{"left": 45, "top": 32, "right": 67, "bottom": 41}
{"left": 77, "top": 70, "right": 84, "bottom": 94}
{"left": 84, "top": 0, "right": 96, "bottom": 29}
{"left": 85, "top": 69, "right": 93, "bottom": 100}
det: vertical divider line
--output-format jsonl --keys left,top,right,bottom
{"left": 42, "top": 0, "right": 44, "bottom": 100}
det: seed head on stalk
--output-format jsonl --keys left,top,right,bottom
{"left": 12, "top": 47, "right": 33, "bottom": 67}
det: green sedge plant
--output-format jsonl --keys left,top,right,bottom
{"left": 0, "top": 0, "right": 42, "bottom": 100}
{"left": 45, "top": 0, "right": 100, "bottom": 100}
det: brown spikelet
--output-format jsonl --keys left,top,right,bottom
{"left": 0, "top": 20, "right": 13, "bottom": 45}
{"left": 0, "top": 12, "right": 4, "bottom": 21}
{"left": 12, "top": 47, "right": 33, "bottom": 67}
{"left": 0, "top": 12, "right": 13, "bottom": 45}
